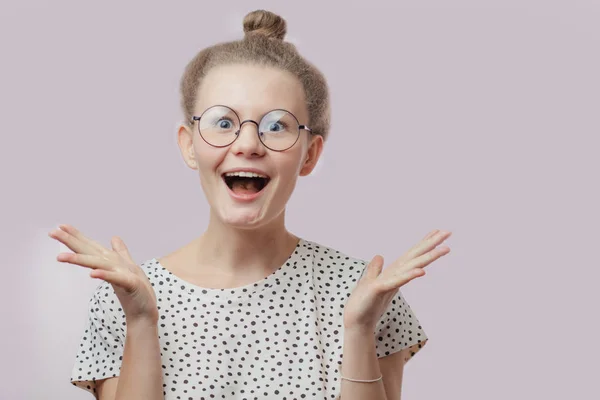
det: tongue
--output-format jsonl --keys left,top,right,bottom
{"left": 231, "top": 179, "right": 260, "bottom": 194}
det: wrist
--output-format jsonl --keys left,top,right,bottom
{"left": 126, "top": 315, "right": 159, "bottom": 330}
{"left": 344, "top": 324, "right": 375, "bottom": 337}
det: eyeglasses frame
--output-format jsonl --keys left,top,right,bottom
{"left": 190, "top": 105, "right": 313, "bottom": 152}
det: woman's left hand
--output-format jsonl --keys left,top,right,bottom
{"left": 343, "top": 229, "right": 452, "bottom": 331}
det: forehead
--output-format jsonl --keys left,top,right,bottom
{"left": 195, "top": 63, "right": 307, "bottom": 119}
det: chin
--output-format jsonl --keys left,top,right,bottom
{"left": 222, "top": 214, "right": 262, "bottom": 228}
{"left": 218, "top": 207, "right": 268, "bottom": 228}
{"left": 217, "top": 201, "right": 287, "bottom": 230}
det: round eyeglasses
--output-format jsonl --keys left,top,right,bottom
{"left": 191, "top": 105, "right": 312, "bottom": 152}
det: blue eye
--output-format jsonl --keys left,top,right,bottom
{"left": 260, "top": 111, "right": 295, "bottom": 136}
{"left": 267, "top": 122, "right": 285, "bottom": 132}
{"left": 218, "top": 119, "right": 233, "bottom": 129}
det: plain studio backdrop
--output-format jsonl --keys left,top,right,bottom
{"left": 1, "top": 0, "right": 598, "bottom": 399}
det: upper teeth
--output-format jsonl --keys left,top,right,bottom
{"left": 225, "top": 171, "right": 268, "bottom": 178}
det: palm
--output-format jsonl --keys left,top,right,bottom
{"left": 343, "top": 229, "right": 452, "bottom": 330}
{"left": 49, "top": 224, "right": 159, "bottom": 322}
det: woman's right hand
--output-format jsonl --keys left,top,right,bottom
{"left": 49, "top": 224, "right": 159, "bottom": 323}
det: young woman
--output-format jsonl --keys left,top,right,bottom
{"left": 49, "top": 9, "right": 452, "bottom": 400}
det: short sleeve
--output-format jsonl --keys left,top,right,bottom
{"left": 70, "top": 282, "right": 125, "bottom": 397}
{"left": 374, "top": 288, "right": 429, "bottom": 363}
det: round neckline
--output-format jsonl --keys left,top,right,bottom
{"left": 149, "top": 238, "right": 307, "bottom": 301}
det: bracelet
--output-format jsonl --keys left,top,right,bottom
{"left": 340, "top": 374, "right": 382, "bottom": 383}
{"left": 338, "top": 365, "right": 382, "bottom": 383}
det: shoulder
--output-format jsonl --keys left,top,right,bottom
{"left": 87, "top": 257, "right": 160, "bottom": 318}
{"left": 300, "top": 238, "right": 369, "bottom": 283}
{"left": 84, "top": 258, "right": 163, "bottom": 322}
{"left": 85, "top": 279, "right": 124, "bottom": 324}
{"left": 300, "top": 238, "right": 367, "bottom": 264}
{"left": 91, "top": 279, "right": 120, "bottom": 309}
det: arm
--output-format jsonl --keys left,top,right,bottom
{"left": 378, "top": 348, "right": 409, "bottom": 400}
{"left": 97, "top": 317, "right": 164, "bottom": 400}
{"left": 339, "top": 327, "right": 393, "bottom": 400}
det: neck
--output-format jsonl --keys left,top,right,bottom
{"left": 193, "top": 209, "right": 299, "bottom": 279}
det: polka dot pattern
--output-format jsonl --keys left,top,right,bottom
{"left": 70, "top": 239, "right": 428, "bottom": 399}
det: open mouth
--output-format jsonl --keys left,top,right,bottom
{"left": 222, "top": 172, "right": 271, "bottom": 195}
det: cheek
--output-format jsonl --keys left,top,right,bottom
{"left": 195, "top": 144, "right": 226, "bottom": 173}
{"left": 279, "top": 143, "right": 306, "bottom": 170}
{"left": 275, "top": 152, "right": 306, "bottom": 182}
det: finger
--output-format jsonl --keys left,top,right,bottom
{"left": 111, "top": 236, "right": 135, "bottom": 264}
{"left": 364, "top": 255, "right": 385, "bottom": 280}
{"left": 422, "top": 229, "right": 439, "bottom": 241}
{"left": 380, "top": 268, "right": 426, "bottom": 292}
{"left": 90, "top": 269, "right": 136, "bottom": 293}
{"left": 384, "top": 244, "right": 450, "bottom": 283}
{"left": 405, "top": 245, "right": 451, "bottom": 271}
{"left": 56, "top": 253, "right": 116, "bottom": 271}
{"left": 49, "top": 227, "right": 88, "bottom": 255}
{"left": 59, "top": 224, "right": 106, "bottom": 253}
{"left": 396, "top": 229, "right": 440, "bottom": 264}
{"left": 406, "top": 230, "right": 452, "bottom": 262}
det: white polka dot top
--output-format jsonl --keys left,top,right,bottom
{"left": 70, "top": 239, "right": 428, "bottom": 399}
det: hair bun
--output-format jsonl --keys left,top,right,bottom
{"left": 243, "top": 10, "right": 287, "bottom": 40}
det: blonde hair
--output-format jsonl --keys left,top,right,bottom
{"left": 179, "top": 10, "right": 331, "bottom": 140}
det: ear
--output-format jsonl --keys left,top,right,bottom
{"left": 299, "top": 134, "right": 324, "bottom": 176}
{"left": 177, "top": 122, "right": 197, "bottom": 169}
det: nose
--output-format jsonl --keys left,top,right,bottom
{"left": 230, "top": 120, "right": 265, "bottom": 157}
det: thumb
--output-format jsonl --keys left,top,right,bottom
{"left": 364, "top": 255, "right": 385, "bottom": 280}
{"left": 111, "top": 236, "right": 134, "bottom": 263}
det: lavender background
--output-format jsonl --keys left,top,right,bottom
{"left": 1, "top": 0, "right": 598, "bottom": 399}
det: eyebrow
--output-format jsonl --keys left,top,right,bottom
{"left": 197, "top": 105, "right": 302, "bottom": 119}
